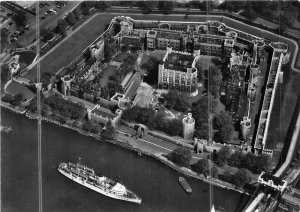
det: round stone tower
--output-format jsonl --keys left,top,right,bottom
{"left": 250, "top": 64, "right": 261, "bottom": 77}
{"left": 182, "top": 113, "right": 195, "bottom": 141}
{"left": 240, "top": 117, "right": 251, "bottom": 141}
{"left": 193, "top": 46, "right": 201, "bottom": 57}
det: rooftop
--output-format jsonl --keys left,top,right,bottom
{"left": 164, "top": 52, "right": 195, "bottom": 72}
{"left": 134, "top": 21, "right": 158, "bottom": 29}
{"left": 183, "top": 116, "right": 195, "bottom": 124}
{"left": 92, "top": 106, "right": 116, "bottom": 119}
{"left": 156, "top": 31, "right": 181, "bottom": 40}
{"left": 170, "top": 24, "right": 188, "bottom": 30}
{"left": 197, "top": 36, "right": 224, "bottom": 45}
{"left": 124, "top": 72, "right": 142, "bottom": 100}
{"left": 120, "top": 36, "right": 141, "bottom": 46}
{"left": 260, "top": 173, "right": 285, "bottom": 186}
{"left": 271, "top": 42, "right": 288, "bottom": 51}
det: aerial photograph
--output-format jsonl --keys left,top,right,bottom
{"left": 1, "top": 0, "right": 300, "bottom": 211}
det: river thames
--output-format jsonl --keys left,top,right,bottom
{"left": 1, "top": 109, "right": 248, "bottom": 212}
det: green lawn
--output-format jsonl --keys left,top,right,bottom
{"left": 13, "top": 50, "right": 36, "bottom": 71}
{"left": 23, "top": 13, "right": 299, "bottom": 80}
{"left": 5, "top": 82, "right": 35, "bottom": 101}
{"left": 24, "top": 14, "right": 114, "bottom": 81}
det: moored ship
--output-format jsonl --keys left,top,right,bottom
{"left": 179, "top": 177, "right": 192, "bottom": 193}
{"left": 58, "top": 162, "right": 142, "bottom": 204}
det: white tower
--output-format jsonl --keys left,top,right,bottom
{"left": 182, "top": 113, "right": 195, "bottom": 141}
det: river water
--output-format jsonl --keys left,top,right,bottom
{"left": 1, "top": 109, "right": 248, "bottom": 212}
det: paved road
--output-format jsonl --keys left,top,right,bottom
{"left": 244, "top": 107, "right": 300, "bottom": 212}
{"left": 17, "top": 1, "right": 82, "bottom": 46}
{"left": 116, "top": 125, "right": 203, "bottom": 160}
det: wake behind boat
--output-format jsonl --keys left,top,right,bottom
{"left": 0, "top": 126, "right": 12, "bottom": 133}
{"left": 58, "top": 162, "right": 142, "bottom": 204}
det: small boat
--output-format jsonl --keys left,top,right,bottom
{"left": 178, "top": 177, "right": 192, "bottom": 193}
{"left": 0, "top": 126, "right": 12, "bottom": 133}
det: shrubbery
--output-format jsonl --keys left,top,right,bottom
{"left": 122, "top": 106, "right": 183, "bottom": 136}
{"left": 167, "top": 147, "right": 191, "bottom": 167}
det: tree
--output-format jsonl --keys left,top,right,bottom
{"left": 41, "top": 104, "right": 52, "bottom": 116}
{"left": 210, "top": 166, "right": 219, "bottom": 178}
{"left": 1, "top": 64, "right": 10, "bottom": 85}
{"left": 27, "top": 98, "right": 37, "bottom": 112}
{"left": 73, "top": 7, "right": 83, "bottom": 20}
{"left": 194, "top": 124, "right": 209, "bottom": 140}
{"left": 155, "top": 112, "right": 168, "bottom": 130}
{"left": 80, "top": 1, "right": 94, "bottom": 15}
{"left": 42, "top": 30, "right": 55, "bottom": 42}
{"left": 167, "top": 147, "right": 191, "bottom": 167}
{"left": 254, "top": 155, "right": 271, "bottom": 173}
{"left": 121, "top": 44, "right": 130, "bottom": 53}
{"left": 65, "top": 12, "right": 77, "bottom": 26}
{"left": 113, "top": 23, "right": 121, "bottom": 35}
{"left": 101, "top": 120, "right": 115, "bottom": 139}
{"left": 174, "top": 94, "right": 191, "bottom": 112}
{"left": 55, "top": 19, "right": 68, "bottom": 35}
{"left": 212, "top": 97, "right": 225, "bottom": 115}
{"left": 10, "top": 93, "right": 24, "bottom": 106}
{"left": 209, "top": 66, "right": 223, "bottom": 98}
{"left": 142, "top": 56, "right": 159, "bottom": 84}
{"left": 214, "top": 111, "right": 234, "bottom": 143}
{"left": 283, "top": 3, "right": 298, "bottom": 26}
{"left": 1, "top": 28, "right": 8, "bottom": 49}
{"left": 232, "top": 169, "right": 251, "bottom": 187}
{"left": 241, "top": 152, "right": 256, "bottom": 171}
{"left": 162, "top": 90, "right": 191, "bottom": 112}
{"left": 192, "top": 159, "right": 210, "bottom": 176}
{"left": 158, "top": 1, "right": 174, "bottom": 14}
{"left": 228, "top": 151, "right": 243, "bottom": 167}
{"left": 145, "top": 113, "right": 156, "bottom": 130}
{"left": 12, "top": 12, "right": 27, "bottom": 28}
{"left": 217, "top": 146, "right": 232, "bottom": 166}
{"left": 166, "top": 119, "right": 182, "bottom": 136}
{"left": 94, "top": 1, "right": 108, "bottom": 10}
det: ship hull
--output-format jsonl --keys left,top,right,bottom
{"left": 58, "top": 168, "right": 141, "bottom": 204}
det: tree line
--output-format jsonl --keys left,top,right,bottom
{"left": 166, "top": 146, "right": 269, "bottom": 188}
{"left": 41, "top": 1, "right": 109, "bottom": 41}
{"left": 122, "top": 106, "right": 183, "bottom": 137}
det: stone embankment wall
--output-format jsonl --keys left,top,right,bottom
{"left": 0, "top": 106, "right": 249, "bottom": 195}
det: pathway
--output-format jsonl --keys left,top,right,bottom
{"left": 116, "top": 125, "right": 203, "bottom": 160}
